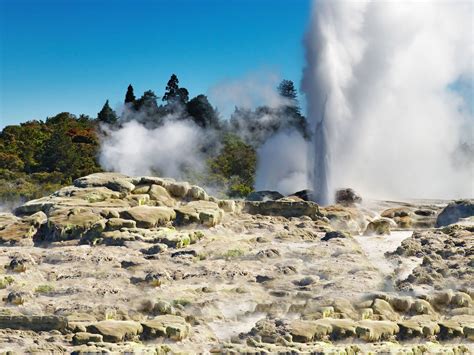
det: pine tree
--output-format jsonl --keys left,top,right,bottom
{"left": 163, "top": 74, "right": 189, "bottom": 105}
{"left": 97, "top": 100, "right": 118, "bottom": 124}
{"left": 163, "top": 74, "right": 179, "bottom": 103}
{"left": 278, "top": 80, "right": 298, "bottom": 106}
{"left": 277, "top": 80, "right": 310, "bottom": 139}
{"left": 125, "top": 84, "right": 136, "bottom": 104}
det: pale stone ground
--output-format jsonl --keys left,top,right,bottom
{"left": 0, "top": 174, "right": 471, "bottom": 353}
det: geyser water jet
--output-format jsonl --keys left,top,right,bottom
{"left": 303, "top": 0, "right": 473, "bottom": 204}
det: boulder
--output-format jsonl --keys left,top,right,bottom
{"left": 289, "top": 319, "right": 332, "bottom": 342}
{"left": 167, "top": 182, "right": 191, "bottom": 198}
{"left": 141, "top": 315, "right": 190, "bottom": 340}
{"left": 132, "top": 185, "right": 151, "bottom": 194}
{"left": 120, "top": 206, "right": 176, "bottom": 228}
{"left": 14, "top": 196, "right": 58, "bottom": 215}
{"left": 371, "top": 299, "right": 399, "bottom": 321}
{"left": 364, "top": 219, "right": 391, "bottom": 235}
{"left": 381, "top": 208, "right": 411, "bottom": 218}
{"left": 436, "top": 200, "right": 474, "bottom": 227}
{"left": 72, "top": 332, "right": 103, "bottom": 345}
{"left": 44, "top": 207, "right": 105, "bottom": 241}
{"left": 288, "top": 189, "right": 314, "bottom": 201}
{"left": 218, "top": 200, "right": 236, "bottom": 213}
{"left": 87, "top": 320, "right": 143, "bottom": 343}
{"left": 0, "top": 214, "right": 37, "bottom": 245}
{"left": 186, "top": 185, "right": 208, "bottom": 201}
{"left": 322, "top": 205, "right": 365, "bottom": 233}
{"left": 106, "top": 218, "right": 137, "bottom": 230}
{"left": 244, "top": 198, "right": 321, "bottom": 220}
{"left": 397, "top": 319, "right": 425, "bottom": 339}
{"left": 23, "top": 211, "right": 48, "bottom": 227}
{"left": 174, "top": 201, "right": 224, "bottom": 227}
{"left": 247, "top": 190, "right": 284, "bottom": 202}
{"left": 73, "top": 172, "right": 135, "bottom": 193}
{"left": 318, "top": 318, "right": 357, "bottom": 339}
{"left": 54, "top": 186, "right": 122, "bottom": 201}
{"left": 321, "top": 230, "right": 350, "bottom": 241}
{"left": 335, "top": 188, "right": 362, "bottom": 205}
{"left": 356, "top": 320, "right": 399, "bottom": 341}
{"left": 148, "top": 185, "right": 175, "bottom": 207}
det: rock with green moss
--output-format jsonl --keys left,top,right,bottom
{"left": 289, "top": 319, "right": 332, "bottom": 342}
{"left": 106, "top": 218, "right": 137, "bottom": 231}
{"left": 175, "top": 201, "right": 224, "bottom": 227}
{"left": 0, "top": 215, "right": 37, "bottom": 246}
{"left": 355, "top": 320, "right": 399, "bottom": 341}
{"left": 141, "top": 315, "right": 190, "bottom": 340}
{"left": 43, "top": 207, "right": 106, "bottom": 241}
{"left": 87, "top": 320, "right": 143, "bottom": 343}
{"left": 72, "top": 332, "right": 104, "bottom": 345}
{"left": 120, "top": 206, "right": 176, "bottom": 228}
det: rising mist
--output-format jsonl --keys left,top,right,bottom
{"left": 303, "top": 0, "right": 473, "bottom": 204}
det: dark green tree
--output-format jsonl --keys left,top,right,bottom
{"left": 278, "top": 79, "right": 298, "bottom": 100}
{"left": 163, "top": 74, "right": 189, "bottom": 105}
{"left": 186, "top": 95, "right": 220, "bottom": 128}
{"left": 97, "top": 100, "right": 118, "bottom": 124}
{"left": 278, "top": 80, "right": 299, "bottom": 113}
{"left": 277, "top": 79, "right": 310, "bottom": 139}
{"left": 134, "top": 90, "right": 159, "bottom": 113}
{"left": 125, "top": 84, "right": 136, "bottom": 104}
{"left": 208, "top": 134, "right": 256, "bottom": 197}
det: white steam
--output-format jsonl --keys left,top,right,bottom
{"left": 100, "top": 74, "right": 311, "bottom": 196}
{"left": 209, "top": 73, "right": 292, "bottom": 118}
{"left": 255, "top": 130, "right": 310, "bottom": 195}
{"left": 100, "top": 119, "right": 205, "bottom": 178}
{"left": 303, "top": 0, "right": 474, "bottom": 203}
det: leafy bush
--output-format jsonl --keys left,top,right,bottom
{"left": 207, "top": 134, "right": 256, "bottom": 197}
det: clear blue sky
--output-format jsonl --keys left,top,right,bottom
{"left": 0, "top": 0, "right": 311, "bottom": 127}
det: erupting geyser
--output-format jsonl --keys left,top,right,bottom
{"left": 303, "top": 0, "right": 473, "bottom": 204}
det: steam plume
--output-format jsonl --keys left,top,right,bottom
{"left": 303, "top": 0, "right": 473, "bottom": 204}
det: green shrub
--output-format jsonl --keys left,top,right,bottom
{"left": 35, "top": 284, "right": 55, "bottom": 294}
{"left": 222, "top": 248, "right": 245, "bottom": 259}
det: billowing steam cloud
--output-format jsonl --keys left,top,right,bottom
{"left": 255, "top": 130, "right": 309, "bottom": 195}
{"left": 100, "top": 118, "right": 207, "bottom": 178}
{"left": 100, "top": 75, "right": 311, "bottom": 195}
{"left": 304, "top": 0, "right": 473, "bottom": 204}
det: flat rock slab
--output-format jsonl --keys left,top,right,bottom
{"left": 0, "top": 314, "right": 67, "bottom": 332}
{"left": 87, "top": 320, "right": 143, "bottom": 343}
{"left": 74, "top": 173, "right": 135, "bottom": 193}
{"left": 120, "top": 206, "right": 176, "bottom": 228}
{"left": 141, "top": 315, "right": 190, "bottom": 340}
{"left": 244, "top": 199, "right": 321, "bottom": 219}
{"left": 175, "top": 201, "right": 223, "bottom": 227}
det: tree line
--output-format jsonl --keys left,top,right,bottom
{"left": 0, "top": 74, "right": 308, "bottom": 203}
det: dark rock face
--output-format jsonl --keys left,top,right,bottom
{"left": 0, "top": 315, "right": 67, "bottom": 332}
{"left": 335, "top": 188, "right": 362, "bottom": 205}
{"left": 289, "top": 189, "right": 314, "bottom": 201}
{"left": 436, "top": 200, "right": 474, "bottom": 227}
{"left": 244, "top": 198, "right": 322, "bottom": 220}
{"left": 247, "top": 191, "right": 284, "bottom": 202}
{"left": 322, "top": 231, "right": 350, "bottom": 241}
